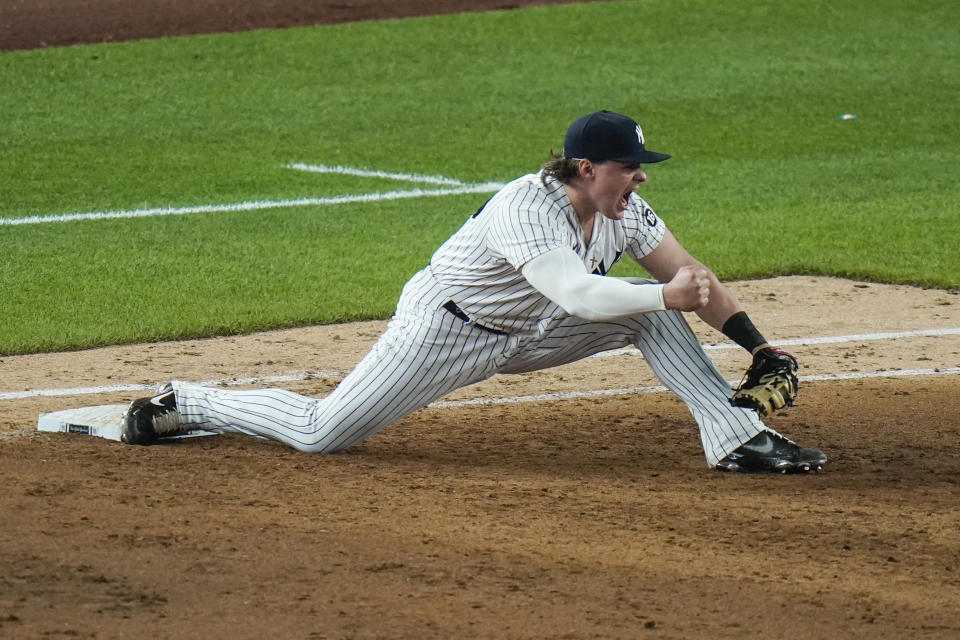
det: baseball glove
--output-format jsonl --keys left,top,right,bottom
{"left": 730, "top": 347, "right": 798, "bottom": 416}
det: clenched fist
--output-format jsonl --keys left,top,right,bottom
{"left": 663, "top": 265, "right": 711, "bottom": 311}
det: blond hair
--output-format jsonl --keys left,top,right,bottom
{"left": 540, "top": 151, "right": 581, "bottom": 184}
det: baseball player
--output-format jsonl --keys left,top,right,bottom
{"left": 123, "top": 110, "right": 825, "bottom": 473}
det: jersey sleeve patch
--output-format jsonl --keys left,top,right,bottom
{"left": 624, "top": 199, "right": 666, "bottom": 261}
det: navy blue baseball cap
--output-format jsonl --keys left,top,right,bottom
{"left": 563, "top": 110, "right": 670, "bottom": 164}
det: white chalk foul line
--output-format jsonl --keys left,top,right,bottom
{"left": 1, "top": 163, "right": 503, "bottom": 226}
{"left": 285, "top": 163, "right": 470, "bottom": 187}
{"left": 0, "top": 184, "right": 505, "bottom": 226}
{"left": 595, "top": 326, "right": 960, "bottom": 358}
{"left": 434, "top": 366, "right": 960, "bottom": 409}
{"left": 3, "top": 327, "right": 959, "bottom": 403}
{"left": 0, "top": 370, "right": 343, "bottom": 401}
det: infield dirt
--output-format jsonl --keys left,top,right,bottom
{"left": 3, "top": 3, "right": 960, "bottom": 639}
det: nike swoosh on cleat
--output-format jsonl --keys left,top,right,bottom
{"left": 746, "top": 437, "right": 776, "bottom": 454}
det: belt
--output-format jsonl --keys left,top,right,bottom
{"left": 441, "top": 301, "right": 508, "bottom": 336}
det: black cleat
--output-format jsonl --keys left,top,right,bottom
{"left": 121, "top": 385, "right": 181, "bottom": 445}
{"left": 715, "top": 431, "right": 826, "bottom": 473}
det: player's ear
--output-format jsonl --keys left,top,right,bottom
{"left": 577, "top": 158, "right": 595, "bottom": 179}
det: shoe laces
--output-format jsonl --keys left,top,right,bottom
{"left": 148, "top": 389, "right": 182, "bottom": 436}
{"left": 151, "top": 408, "right": 182, "bottom": 436}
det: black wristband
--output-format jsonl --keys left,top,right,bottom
{"left": 721, "top": 311, "right": 767, "bottom": 353}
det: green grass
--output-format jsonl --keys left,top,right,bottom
{"left": 1, "top": 0, "right": 958, "bottom": 355}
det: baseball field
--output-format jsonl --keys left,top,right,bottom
{"left": 2, "top": 0, "right": 959, "bottom": 638}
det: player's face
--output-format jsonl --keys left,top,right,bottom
{"left": 590, "top": 161, "right": 648, "bottom": 220}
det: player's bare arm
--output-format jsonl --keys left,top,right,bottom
{"left": 638, "top": 227, "right": 801, "bottom": 420}
{"left": 637, "top": 228, "right": 749, "bottom": 333}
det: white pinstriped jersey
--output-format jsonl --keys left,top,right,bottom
{"left": 427, "top": 171, "right": 667, "bottom": 334}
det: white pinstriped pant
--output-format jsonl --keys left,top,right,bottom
{"left": 173, "top": 272, "right": 766, "bottom": 466}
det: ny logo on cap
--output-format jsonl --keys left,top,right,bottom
{"left": 635, "top": 124, "right": 645, "bottom": 145}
